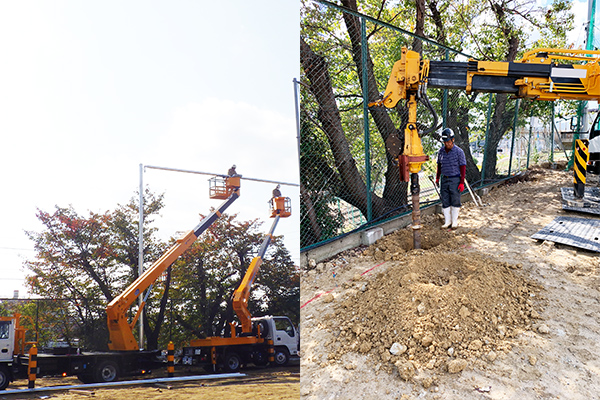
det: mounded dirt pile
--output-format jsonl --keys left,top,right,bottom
{"left": 362, "top": 221, "right": 468, "bottom": 261}
{"left": 326, "top": 230, "right": 543, "bottom": 380}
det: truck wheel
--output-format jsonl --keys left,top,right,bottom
{"left": 274, "top": 347, "right": 289, "bottom": 366}
{"left": 94, "top": 360, "right": 119, "bottom": 383}
{"left": 221, "top": 352, "right": 241, "bottom": 373}
{"left": 0, "top": 365, "right": 10, "bottom": 390}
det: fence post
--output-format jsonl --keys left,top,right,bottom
{"left": 527, "top": 109, "right": 533, "bottom": 169}
{"left": 361, "top": 17, "right": 372, "bottom": 222}
{"left": 481, "top": 94, "right": 494, "bottom": 185}
{"left": 138, "top": 163, "right": 144, "bottom": 350}
{"left": 442, "top": 49, "right": 449, "bottom": 129}
{"left": 551, "top": 103, "right": 555, "bottom": 163}
{"left": 508, "top": 99, "right": 520, "bottom": 176}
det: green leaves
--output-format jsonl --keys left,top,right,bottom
{"left": 21, "top": 190, "right": 298, "bottom": 351}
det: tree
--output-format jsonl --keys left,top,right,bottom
{"left": 253, "top": 236, "right": 300, "bottom": 324}
{"left": 301, "top": 0, "right": 413, "bottom": 223}
{"left": 25, "top": 206, "right": 118, "bottom": 348}
{"left": 444, "top": 0, "right": 573, "bottom": 178}
{"left": 23, "top": 192, "right": 298, "bottom": 352}
{"left": 23, "top": 190, "right": 167, "bottom": 350}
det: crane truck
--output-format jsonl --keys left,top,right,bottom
{"left": 181, "top": 194, "right": 299, "bottom": 372}
{"left": 0, "top": 173, "right": 243, "bottom": 389}
{"left": 370, "top": 47, "right": 600, "bottom": 245}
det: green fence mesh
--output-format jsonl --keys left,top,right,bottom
{"left": 299, "top": 0, "right": 571, "bottom": 250}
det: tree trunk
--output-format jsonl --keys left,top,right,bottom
{"left": 143, "top": 267, "right": 171, "bottom": 350}
{"left": 412, "top": 0, "right": 425, "bottom": 54}
{"left": 301, "top": 37, "right": 374, "bottom": 218}
{"left": 427, "top": 0, "right": 447, "bottom": 47}
{"left": 448, "top": 104, "right": 481, "bottom": 183}
{"left": 300, "top": 182, "right": 322, "bottom": 242}
{"left": 481, "top": 1, "right": 521, "bottom": 179}
{"left": 484, "top": 94, "right": 516, "bottom": 180}
{"left": 82, "top": 258, "right": 114, "bottom": 302}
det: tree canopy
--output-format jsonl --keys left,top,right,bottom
{"left": 15, "top": 190, "right": 298, "bottom": 351}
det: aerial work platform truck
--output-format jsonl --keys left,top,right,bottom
{"left": 181, "top": 190, "right": 299, "bottom": 372}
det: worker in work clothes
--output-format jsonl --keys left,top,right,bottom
{"left": 272, "top": 184, "right": 282, "bottom": 198}
{"left": 435, "top": 128, "right": 466, "bottom": 229}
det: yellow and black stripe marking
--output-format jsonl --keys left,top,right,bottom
{"left": 28, "top": 345, "right": 38, "bottom": 389}
{"left": 167, "top": 341, "right": 175, "bottom": 377}
{"left": 574, "top": 139, "right": 589, "bottom": 199}
{"left": 266, "top": 339, "right": 275, "bottom": 363}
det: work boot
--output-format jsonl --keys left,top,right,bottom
{"left": 451, "top": 206, "right": 460, "bottom": 229}
{"left": 441, "top": 207, "right": 451, "bottom": 229}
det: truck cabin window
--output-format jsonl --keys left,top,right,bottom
{"left": 0, "top": 321, "right": 10, "bottom": 339}
{"left": 274, "top": 318, "right": 294, "bottom": 337}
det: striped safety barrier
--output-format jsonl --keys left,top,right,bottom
{"left": 574, "top": 139, "right": 590, "bottom": 199}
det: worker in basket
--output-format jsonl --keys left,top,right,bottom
{"left": 435, "top": 128, "right": 466, "bottom": 229}
{"left": 272, "top": 184, "right": 281, "bottom": 198}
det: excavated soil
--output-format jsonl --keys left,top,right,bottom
{"left": 327, "top": 246, "right": 541, "bottom": 376}
{"left": 300, "top": 166, "right": 600, "bottom": 400}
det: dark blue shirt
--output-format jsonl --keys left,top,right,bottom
{"left": 437, "top": 145, "right": 466, "bottom": 177}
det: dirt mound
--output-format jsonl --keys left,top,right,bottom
{"left": 362, "top": 217, "right": 469, "bottom": 262}
{"left": 500, "top": 166, "right": 547, "bottom": 186}
{"left": 326, "top": 243, "right": 543, "bottom": 379}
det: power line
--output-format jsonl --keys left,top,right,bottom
{"left": 0, "top": 247, "right": 34, "bottom": 252}
{"left": 144, "top": 165, "right": 299, "bottom": 187}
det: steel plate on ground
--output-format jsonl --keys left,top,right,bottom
{"left": 531, "top": 216, "right": 600, "bottom": 252}
{"left": 560, "top": 187, "right": 600, "bottom": 215}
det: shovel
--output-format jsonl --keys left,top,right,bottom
{"left": 428, "top": 175, "right": 441, "bottom": 199}
{"left": 464, "top": 179, "right": 483, "bottom": 207}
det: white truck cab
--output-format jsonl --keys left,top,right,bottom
{"left": 0, "top": 318, "right": 15, "bottom": 390}
{"left": 0, "top": 319, "right": 14, "bottom": 362}
{"left": 253, "top": 315, "right": 299, "bottom": 366}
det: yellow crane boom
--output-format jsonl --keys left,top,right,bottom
{"left": 106, "top": 176, "right": 240, "bottom": 351}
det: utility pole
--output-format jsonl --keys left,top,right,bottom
{"left": 584, "top": 0, "right": 597, "bottom": 132}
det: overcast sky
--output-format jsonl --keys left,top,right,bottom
{"left": 0, "top": 1, "right": 299, "bottom": 298}
{"left": 567, "top": 0, "right": 591, "bottom": 47}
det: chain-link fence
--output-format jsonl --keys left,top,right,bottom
{"left": 1, "top": 298, "right": 106, "bottom": 351}
{"left": 299, "top": 0, "right": 575, "bottom": 250}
